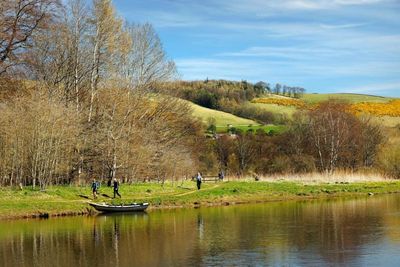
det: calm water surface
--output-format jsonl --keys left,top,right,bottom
{"left": 1, "top": 194, "right": 400, "bottom": 266}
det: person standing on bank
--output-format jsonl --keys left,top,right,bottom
{"left": 113, "top": 178, "right": 121, "bottom": 198}
{"left": 91, "top": 179, "right": 99, "bottom": 199}
{"left": 196, "top": 172, "right": 202, "bottom": 190}
{"left": 218, "top": 170, "right": 224, "bottom": 181}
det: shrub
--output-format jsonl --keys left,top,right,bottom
{"left": 351, "top": 100, "right": 400, "bottom": 117}
{"left": 379, "top": 145, "right": 400, "bottom": 179}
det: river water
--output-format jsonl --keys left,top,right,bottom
{"left": 1, "top": 194, "right": 400, "bottom": 266}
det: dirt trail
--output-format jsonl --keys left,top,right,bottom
{"left": 174, "top": 184, "right": 221, "bottom": 197}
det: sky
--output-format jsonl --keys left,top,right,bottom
{"left": 113, "top": 0, "right": 400, "bottom": 97}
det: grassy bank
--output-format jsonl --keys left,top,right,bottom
{"left": 1, "top": 180, "right": 400, "bottom": 219}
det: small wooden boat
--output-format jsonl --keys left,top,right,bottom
{"left": 89, "top": 202, "right": 149, "bottom": 213}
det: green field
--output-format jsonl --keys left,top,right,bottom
{"left": 215, "top": 124, "right": 286, "bottom": 134}
{"left": 1, "top": 180, "right": 400, "bottom": 219}
{"left": 301, "top": 93, "right": 394, "bottom": 104}
{"left": 188, "top": 101, "right": 257, "bottom": 126}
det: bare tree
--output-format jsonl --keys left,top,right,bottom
{"left": 0, "top": 89, "right": 79, "bottom": 188}
{"left": 214, "top": 135, "right": 232, "bottom": 172}
{"left": 0, "top": 0, "right": 58, "bottom": 75}
{"left": 87, "top": 0, "right": 123, "bottom": 122}
{"left": 234, "top": 133, "right": 256, "bottom": 175}
{"left": 122, "top": 23, "right": 177, "bottom": 90}
{"left": 67, "top": 0, "right": 90, "bottom": 112}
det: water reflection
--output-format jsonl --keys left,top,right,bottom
{"left": 1, "top": 195, "right": 400, "bottom": 266}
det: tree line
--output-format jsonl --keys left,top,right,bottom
{"left": 0, "top": 0, "right": 203, "bottom": 188}
{"left": 259, "top": 82, "right": 306, "bottom": 98}
{"left": 208, "top": 101, "right": 391, "bottom": 176}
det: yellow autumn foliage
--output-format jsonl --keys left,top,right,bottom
{"left": 252, "top": 97, "right": 400, "bottom": 117}
{"left": 351, "top": 100, "right": 400, "bottom": 117}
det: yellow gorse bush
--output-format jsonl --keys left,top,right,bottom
{"left": 251, "top": 98, "right": 306, "bottom": 108}
{"left": 252, "top": 97, "right": 400, "bottom": 117}
{"left": 351, "top": 100, "right": 400, "bottom": 117}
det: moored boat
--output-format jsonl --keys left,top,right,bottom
{"left": 89, "top": 202, "right": 149, "bottom": 212}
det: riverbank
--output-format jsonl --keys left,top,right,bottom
{"left": 1, "top": 180, "right": 400, "bottom": 220}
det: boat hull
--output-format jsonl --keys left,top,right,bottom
{"left": 89, "top": 202, "right": 149, "bottom": 212}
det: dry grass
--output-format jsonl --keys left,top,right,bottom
{"left": 249, "top": 171, "right": 393, "bottom": 184}
{"left": 372, "top": 116, "right": 400, "bottom": 128}
{"left": 248, "top": 102, "right": 298, "bottom": 117}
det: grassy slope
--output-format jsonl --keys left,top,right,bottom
{"left": 1, "top": 180, "right": 400, "bottom": 219}
{"left": 188, "top": 101, "right": 286, "bottom": 134}
{"left": 249, "top": 102, "right": 298, "bottom": 117}
{"left": 187, "top": 101, "right": 257, "bottom": 126}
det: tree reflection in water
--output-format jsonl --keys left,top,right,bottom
{"left": 0, "top": 195, "right": 400, "bottom": 266}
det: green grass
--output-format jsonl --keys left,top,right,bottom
{"left": 215, "top": 124, "right": 286, "bottom": 134}
{"left": 248, "top": 102, "right": 298, "bottom": 117}
{"left": 301, "top": 93, "right": 394, "bottom": 104}
{"left": 1, "top": 180, "right": 400, "bottom": 219}
{"left": 188, "top": 101, "right": 257, "bottom": 126}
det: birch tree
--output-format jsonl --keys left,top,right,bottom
{"left": 87, "top": 0, "right": 123, "bottom": 122}
{"left": 0, "top": 0, "right": 58, "bottom": 75}
{"left": 122, "top": 23, "right": 177, "bottom": 90}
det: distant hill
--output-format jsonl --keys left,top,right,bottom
{"left": 301, "top": 93, "right": 394, "bottom": 104}
{"left": 250, "top": 93, "right": 399, "bottom": 127}
{"left": 163, "top": 79, "right": 399, "bottom": 130}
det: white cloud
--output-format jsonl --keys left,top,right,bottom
{"left": 319, "top": 23, "right": 368, "bottom": 29}
{"left": 175, "top": 58, "right": 257, "bottom": 80}
{"left": 333, "top": 0, "right": 384, "bottom": 5}
{"left": 340, "top": 81, "right": 400, "bottom": 94}
{"left": 224, "top": 0, "right": 390, "bottom": 12}
{"left": 218, "top": 46, "right": 349, "bottom": 60}
{"left": 114, "top": 0, "right": 400, "bottom": 97}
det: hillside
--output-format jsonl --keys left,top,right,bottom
{"left": 250, "top": 93, "right": 398, "bottom": 120}
{"left": 187, "top": 91, "right": 399, "bottom": 132}
{"left": 248, "top": 102, "right": 298, "bottom": 118}
{"left": 187, "top": 100, "right": 257, "bottom": 126}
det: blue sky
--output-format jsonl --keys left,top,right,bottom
{"left": 113, "top": 0, "right": 400, "bottom": 97}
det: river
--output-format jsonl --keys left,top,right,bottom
{"left": 1, "top": 194, "right": 400, "bottom": 266}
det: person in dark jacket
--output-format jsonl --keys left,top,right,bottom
{"left": 113, "top": 178, "right": 121, "bottom": 198}
{"left": 218, "top": 170, "right": 224, "bottom": 181}
{"left": 91, "top": 179, "right": 99, "bottom": 199}
{"left": 196, "top": 172, "right": 202, "bottom": 190}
